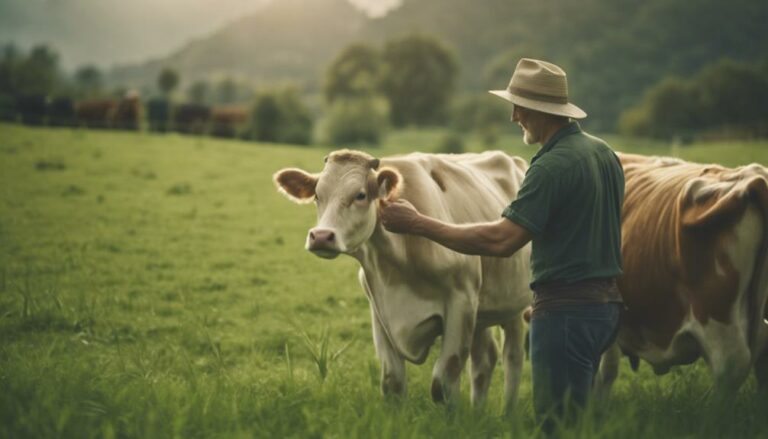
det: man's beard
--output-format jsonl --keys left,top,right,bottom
{"left": 522, "top": 127, "right": 539, "bottom": 145}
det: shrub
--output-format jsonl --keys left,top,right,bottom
{"left": 249, "top": 87, "right": 313, "bottom": 145}
{"left": 450, "top": 94, "right": 511, "bottom": 144}
{"left": 436, "top": 132, "right": 465, "bottom": 154}
{"left": 322, "top": 97, "right": 390, "bottom": 146}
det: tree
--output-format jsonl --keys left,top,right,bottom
{"left": 0, "top": 44, "right": 21, "bottom": 95}
{"left": 187, "top": 79, "right": 210, "bottom": 104}
{"left": 158, "top": 68, "right": 179, "bottom": 96}
{"left": 619, "top": 58, "right": 768, "bottom": 139}
{"left": 483, "top": 45, "right": 539, "bottom": 89}
{"left": 618, "top": 77, "right": 702, "bottom": 140}
{"left": 15, "top": 45, "right": 59, "bottom": 96}
{"left": 216, "top": 77, "right": 237, "bottom": 104}
{"left": 74, "top": 65, "right": 103, "bottom": 98}
{"left": 380, "top": 34, "right": 458, "bottom": 127}
{"left": 250, "top": 86, "right": 313, "bottom": 145}
{"left": 696, "top": 59, "right": 768, "bottom": 129}
{"left": 323, "top": 96, "right": 390, "bottom": 146}
{"left": 324, "top": 43, "right": 382, "bottom": 103}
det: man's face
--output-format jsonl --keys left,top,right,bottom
{"left": 511, "top": 105, "right": 544, "bottom": 145}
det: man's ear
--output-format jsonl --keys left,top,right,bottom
{"left": 376, "top": 167, "right": 403, "bottom": 201}
{"left": 273, "top": 168, "right": 318, "bottom": 204}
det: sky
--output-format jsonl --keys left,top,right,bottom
{"left": 0, "top": 0, "right": 402, "bottom": 71}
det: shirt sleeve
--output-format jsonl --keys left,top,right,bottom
{"left": 501, "top": 164, "right": 558, "bottom": 236}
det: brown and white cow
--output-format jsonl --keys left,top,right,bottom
{"left": 274, "top": 149, "right": 532, "bottom": 408}
{"left": 596, "top": 153, "right": 768, "bottom": 398}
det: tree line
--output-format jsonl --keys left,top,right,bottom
{"left": 619, "top": 59, "right": 768, "bottom": 141}
{"left": 4, "top": 33, "right": 767, "bottom": 145}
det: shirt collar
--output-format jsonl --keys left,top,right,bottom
{"left": 531, "top": 121, "right": 582, "bottom": 164}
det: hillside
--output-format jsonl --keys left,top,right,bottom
{"left": 108, "top": 0, "right": 365, "bottom": 90}
{"left": 108, "top": 0, "right": 768, "bottom": 131}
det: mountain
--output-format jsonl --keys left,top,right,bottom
{"left": 108, "top": 0, "right": 366, "bottom": 90}
{"left": 108, "top": 0, "right": 768, "bottom": 130}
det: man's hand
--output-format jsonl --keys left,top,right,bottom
{"left": 379, "top": 199, "right": 422, "bottom": 234}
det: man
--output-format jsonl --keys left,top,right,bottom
{"left": 380, "top": 58, "right": 624, "bottom": 428}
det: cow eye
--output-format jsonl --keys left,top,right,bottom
{"left": 355, "top": 192, "right": 366, "bottom": 201}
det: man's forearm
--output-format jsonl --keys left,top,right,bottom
{"left": 411, "top": 214, "right": 522, "bottom": 257}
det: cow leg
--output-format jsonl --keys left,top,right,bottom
{"left": 360, "top": 269, "right": 406, "bottom": 397}
{"left": 701, "top": 323, "right": 752, "bottom": 399}
{"left": 431, "top": 295, "right": 475, "bottom": 404}
{"left": 370, "top": 306, "right": 407, "bottom": 397}
{"left": 470, "top": 327, "right": 498, "bottom": 407}
{"left": 593, "top": 342, "right": 621, "bottom": 402}
{"left": 501, "top": 314, "right": 525, "bottom": 413}
{"left": 755, "top": 345, "right": 768, "bottom": 397}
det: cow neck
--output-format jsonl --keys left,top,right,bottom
{"left": 351, "top": 220, "right": 404, "bottom": 277}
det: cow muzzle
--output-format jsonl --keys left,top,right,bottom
{"left": 306, "top": 228, "right": 341, "bottom": 259}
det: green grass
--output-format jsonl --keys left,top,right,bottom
{"left": 1, "top": 123, "right": 767, "bottom": 438}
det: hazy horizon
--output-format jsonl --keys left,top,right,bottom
{"left": 0, "top": 0, "right": 401, "bottom": 71}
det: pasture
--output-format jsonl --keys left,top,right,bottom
{"left": 1, "top": 122, "right": 767, "bottom": 438}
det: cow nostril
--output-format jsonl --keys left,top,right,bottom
{"left": 309, "top": 231, "right": 316, "bottom": 241}
{"left": 328, "top": 232, "right": 335, "bottom": 242}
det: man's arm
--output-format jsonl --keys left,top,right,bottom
{"left": 379, "top": 200, "right": 533, "bottom": 258}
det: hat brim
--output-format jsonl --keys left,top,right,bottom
{"left": 489, "top": 90, "right": 587, "bottom": 119}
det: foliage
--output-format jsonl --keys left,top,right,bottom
{"left": 157, "top": 68, "right": 180, "bottom": 96}
{"left": 483, "top": 45, "right": 541, "bottom": 90}
{"left": 295, "top": 325, "right": 352, "bottom": 382}
{"left": 619, "top": 59, "right": 768, "bottom": 140}
{"left": 249, "top": 86, "right": 313, "bottom": 145}
{"left": 321, "top": 96, "right": 390, "bottom": 146}
{"left": 0, "top": 44, "right": 61, "bottom": 97}
{"left": 436, "top": 132, "right": 465, "bottom": 154}
{"left": 186, "top": 80, "right": 210, "bottom": 104}
{"left": 324, "top": 43, "right": 382, "bottom": 103}
{"left": 74, "top": 65, "right": 103, "bottom": 98}
{"left": 380, "top": 34, "right": 459, "bottom": 127}
{"left": 450, "top": 94, "right": 513, "bottom": 145}
{"left": 212, "top": 76, "right": 255, "bottom": 105}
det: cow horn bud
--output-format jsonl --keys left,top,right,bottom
{"left": 370, "top": 158, "right": 380, "bottom": 170}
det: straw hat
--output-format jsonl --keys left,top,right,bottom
{"left": 489, "top": 58, "right": 587, "bottom": 119}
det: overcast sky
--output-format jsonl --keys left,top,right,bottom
{"left": 0, "top": 0, "right": 402, "bottom": 71}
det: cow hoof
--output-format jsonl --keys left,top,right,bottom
{"left": 431, "top": 378, "right": 445, "bottom": 403}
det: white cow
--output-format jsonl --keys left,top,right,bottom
{"left": 274, "top": 149, "right": 532, "bottom": 408}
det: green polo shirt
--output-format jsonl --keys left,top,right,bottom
{"left": 502, "top": 122, "right": 624, "bottom": 288}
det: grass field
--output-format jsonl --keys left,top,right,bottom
{"left": 1, "top": 122, "right": 767, "bottom": 438}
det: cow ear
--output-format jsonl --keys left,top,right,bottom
{"left": 376, "top": 167, "right": 403, "bottom": 201}
{"left": 681, "top": 176, "right": 768, "bottom": 229}
{"left": 273, "top": 168, "right": 318, "bottom": 204}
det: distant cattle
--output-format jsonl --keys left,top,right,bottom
{"left": 173, "top": 103, "right": 211, "bottom": 135}
{"left": 48, "top": 97, "right": 76, "bottom": 127}
{"left": 275, "top": 150, "right": 532, "bottom": 409}
{"left": 16, "top": 94, "right": 48, "bottom": 126}
{"left": 146, "top": 98, "right": 171, "bottom": 132}
{"left": 596, "top": 153, "right": 768, "bottom": 398}
{"left": 210, "top": 106, "right": 248, "bottom": 138}
{"left": 76, "top": 93, "right": 141, "bottom": 130}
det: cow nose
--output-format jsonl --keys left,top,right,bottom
{"left": 309, "top": 229, "right": 335, "bottom": 243}
{"left": 307, "top": 228, "right": 339, "bottom": 252}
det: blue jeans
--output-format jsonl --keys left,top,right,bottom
{"left": 530, "top": 303, "right": 620, "bottom": 428}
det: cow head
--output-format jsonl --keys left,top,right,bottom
{"left": 274, "top": 149, "right": 402, "bottom": 259}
